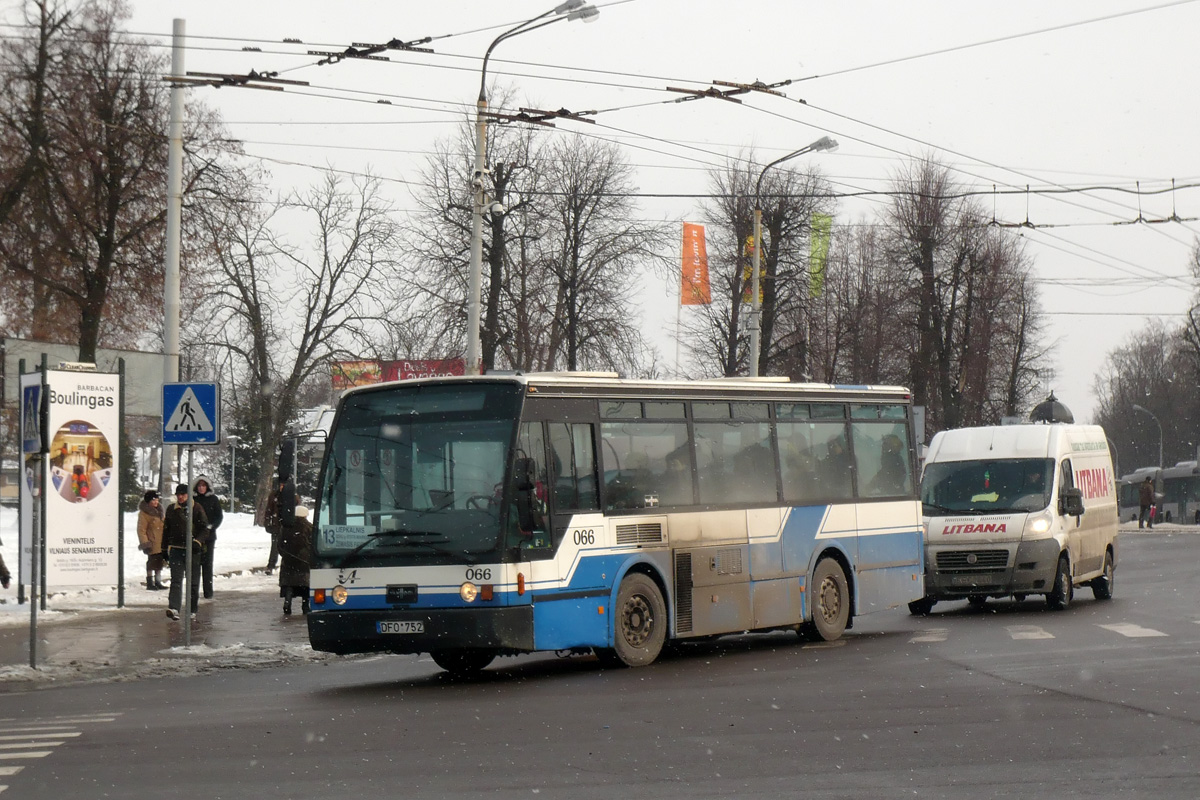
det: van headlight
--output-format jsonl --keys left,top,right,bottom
{"left": 1025, "top": 511, "right": 1052, "bottom": 535}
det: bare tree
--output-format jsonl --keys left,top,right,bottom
{"left": 196, "top": 171, "right": 399, "bottom": 517}
{"left": 688, "top": 155, "right": 835, "bottom": 378}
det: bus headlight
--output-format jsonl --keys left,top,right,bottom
{"left": 459, "top": 582, "right": 479, "bottom": 602}
{"left": 1025, "top": 511, "right": 1052, "bottom": 535}
{"left": 332, "top": 585, "right": 349, "bottom": 605}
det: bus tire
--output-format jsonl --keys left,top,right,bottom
{"left": 430, "top": 649, "right": 495, "bottom": 676}
{"left": 1046, "top": 555, "right": 1073, "bottom": 610}
{"left": 608, "top": 573, "right": 667, "bottom": 667}
{"left": 907, "top": 597, "right": 935, "bottom": 616}
{"left": 810, "top": 558, "right": 850, "bottom": 641}
{"left": 1091, "top": 549, "right": 1115, "bottom": 600}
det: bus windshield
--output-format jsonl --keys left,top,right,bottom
{"left": 921, "top": 458, "right": 1054, "bottom": 515}
{"left": 315, "top": 382, "right": 521, "bottom": 564}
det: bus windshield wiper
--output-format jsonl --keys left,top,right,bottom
{"left": 336, "top": 530, "right": 441, "bottom": 568}
{"left": 922, "top": 502, "right": 957, "bottom": 514}
{"left": 391, "top": 539, "right": 479, "bottom": 562}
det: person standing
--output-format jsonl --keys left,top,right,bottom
{"left": 0, "top": 545, "right": 10, "bottom": 590}
{"left": 1138, "top": 476, "right": 1155, "bottom": 529}
{"left": 192, "top": 476, "right": 223, "bottom": 599}
{"left": 136, "top": 490, "right": 166, "bottom": 590}
{"left": 279, "top": 505, "right": 313, "bottom": 615}
{"left": 263, "top": 476, "right": 292, "bottom": 574}
{"left": 162, "top": 483, "right": 210, "bottom": 620}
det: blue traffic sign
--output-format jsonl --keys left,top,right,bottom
{"left": 162, "top": 383, "right": 221, "bottom": 444}
{"left": 21, "top": 381, "right": 42, "bottom": 454}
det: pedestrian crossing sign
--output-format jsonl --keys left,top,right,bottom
{"left": 162, "top": 382, "right": 220, "bottom": 444}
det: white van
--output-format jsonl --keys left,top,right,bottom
{"left": 913, "top": 423, "right": 1118, "bottom": 613}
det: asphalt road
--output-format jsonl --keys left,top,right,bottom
{"left": 1, "top": 532, "right": 1197, "bottom": 799}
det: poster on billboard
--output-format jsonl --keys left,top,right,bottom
{"left": 43, "top": 370, "right": 121, "bottom": 586}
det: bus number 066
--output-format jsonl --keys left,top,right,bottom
{"left": 465, "top": 568, "right": 491, "bottom": 581}
{"left": 572, "top": 529, "right": 596, "bottom": 546}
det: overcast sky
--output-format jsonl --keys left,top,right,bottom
{"left": 117, "top": 0, "right": 1200, "bottom": 421}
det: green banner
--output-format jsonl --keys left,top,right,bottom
{"left": 809, "top": 213, "right": 833, "bottom": 298}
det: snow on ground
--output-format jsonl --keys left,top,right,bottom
{"left": 0, "top": 504, "right": 276, "bottom": 624}
{"left": 0, "top": 505, "right": 362, "bottom": 686}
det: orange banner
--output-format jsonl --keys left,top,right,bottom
{"left": 681, "top": 222, "right": 711, "bottom": 305}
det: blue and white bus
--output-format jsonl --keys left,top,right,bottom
{"left": 306, "top": 373, "right": 924, "bottom": 674}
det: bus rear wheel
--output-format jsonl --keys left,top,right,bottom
{"left": 604, "top": 573, "right": 666, "bottom": 667}
{"left": 431, "top": 649, "right": 495, "bottom": 676}
{"left": 809, "top": 558, "right": 850, "bottom": 641}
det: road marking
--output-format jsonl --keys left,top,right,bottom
{"left": 1006, "top": 625, "right": 1054, "bottom": 640}
{"left": 0, "top": 769, "right": 21, "bottom": 777}
{"left": 1099, "top": 623, "right": 1168, "bottom": 638}
{"left": 0, "top": 734, "right": 79, "bottom": 742}
{"left": 0, "top": 743, "right": 63, "bottom": 751}
{"left": 0, "top": 753, "right": 51, "bottom": 760}
{"left": 910, "top": 628, "right": 949, "bottom": 643}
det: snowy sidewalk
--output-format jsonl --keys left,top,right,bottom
{"left": 0, "top": 508, "right": 339, "bottom": 689}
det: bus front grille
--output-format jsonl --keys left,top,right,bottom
{"left": 936, "top": 550, "right": 1009, "bottom": 572}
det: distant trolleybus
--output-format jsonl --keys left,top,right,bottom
{"left": 306, "top": 373, "right": 924, "bottom": 674}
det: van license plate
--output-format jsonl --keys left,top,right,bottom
{"left": 378, "top": 621, "right": 424, "bottom": 634}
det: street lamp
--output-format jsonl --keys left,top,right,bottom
{"left": 749, "top": 135, "right": 838, "bottom": 377}
{"left": 1131, "top": 404, "right": 1163, "bottom": 468}
{"left": 227, "top": 434, "right": 239, "bottom": 513}
{"left": 466, "top": 0, "right": 599, "bottom": 375}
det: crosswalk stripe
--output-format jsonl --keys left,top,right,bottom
{"left": 0, "top": 734, "right": 80, "bottom": 742}
{"left": 1006, "top": 625, "right": 1054, "bottom": 640}
{"left": 0, "top": 743, "right": 63, "bottom": 751}
{"left": 1098, "top": 623, "right": 1168, "bottom": 638}
{"left": 909, "top": 628, "right": 949, "bottom": 643}
{"left": 0, "top": 768, "right": 22, "bottom": 777}
{"left": 0, "top": 753, "right": 51, "bottom": 760}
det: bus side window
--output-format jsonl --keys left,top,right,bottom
{"left": 548, "top": 423, "right": 599, "bottom": 512}
{"left": 515, "top": 423, "right": 550, "bottom": 542}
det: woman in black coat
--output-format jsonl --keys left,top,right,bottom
{"left": 279, "top": 505, "right": 312, "bottom": 615}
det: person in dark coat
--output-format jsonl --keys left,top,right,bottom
{"left": 1138, "top": 476, "right": 1155, "bottom": 529}
{"left": 136, "top": 490, "right": 166, "bottom": 590}
{"left": 279, "top": 505, "right": 312, "bottom": 615}
{"left": 192, "top": 476, "right": 224, "bottom": 599}
{"left": 162, "top": 483, "right": 210, "bottom": 620}
{"left": 263, "top": 476, "right": 290, "bottom": 574}
{"left": 0, "top": 545, "right": 10, "bottom": 590}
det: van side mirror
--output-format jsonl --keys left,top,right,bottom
{"left": 1059, "top": 486, "right": 1084, "bottom": 517}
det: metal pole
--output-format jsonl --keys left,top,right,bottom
{"left": 230, "top": 437, "right": 236, "bottom": 513}
{"left": 162, "top": 18, "right": 185, "bottom": 493}
{"left": 466, "top": 95, "right": 487, "bottom": 376}
{"left": 117, "top": 358, "right": 125, "bottom": 609}
{"left": 184, "top": 445, "right": 194, "bottom": 645}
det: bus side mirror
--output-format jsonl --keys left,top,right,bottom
{"left": 1059, "top": 486, "right": 1084, "bottom": 517}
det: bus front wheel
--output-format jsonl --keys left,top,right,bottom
{"left": 431, "top": 649, "right": 495, "bottom": 676}
{"left": 603, "top": 573, "right": 667, "bottom": 667}
{"left": 809, "top": 558, "right": 851, "bottom": 641}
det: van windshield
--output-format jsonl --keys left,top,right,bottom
{"left": 921, "top": 458, "right": 1054, "bottom": 515}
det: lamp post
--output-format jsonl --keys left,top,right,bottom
{"left": 748, "top": 136, "right": 838, "bottom": 377}
{"left": 227, "top": 434, "right": 239, "bottom": 513}
{"left": 465, "top": 0, "right": 599, "bottom": 375}
{"left": 1131, "top": 404, "right": 1163, "bottom": 468}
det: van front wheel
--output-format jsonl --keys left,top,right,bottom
{"left": 1046, "top": 555, "right": 1073, "bottom": 610}
{"left": 1091, "top": 550, "right": 1115, "bottom": 600}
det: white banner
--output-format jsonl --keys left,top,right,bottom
{"left": 44, "top": 370, "right": 121, "bottom": 586}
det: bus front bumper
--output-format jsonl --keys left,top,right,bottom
{"left": 307, "top": 606, "right": 535, "bottom": 656}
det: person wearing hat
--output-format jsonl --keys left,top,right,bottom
{"left": 161, "top": 482, "right": 210, "bottom": 620}
{"left": 279, "top": 505, "right": 313, "bottom": 615}
{"left": 192, "top": 475, "right": 224, "bottom": 600}
{"left": 136, "top": 489, "right": 166, "bottom": 590}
